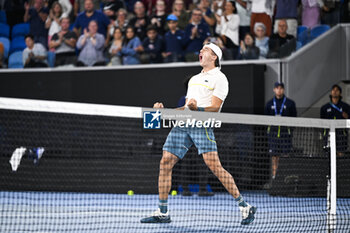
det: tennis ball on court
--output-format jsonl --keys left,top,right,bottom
{"left": 171, "top": 190, "right": 177, "bottom": 196}
{"left": 127, "top": 190, "right": 134, "bottom": 196}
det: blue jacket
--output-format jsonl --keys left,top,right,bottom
{"left": 184, "top": 22, "right": 211, "bottom": 53}
{"left": 74, "top": 11, "right": 110, "bottom": 37}
{"left": 119, "top": 37, "right": 141, "bottom": 65}
{"left": 164, "top": 29, "right": 185, "bottom": 56}
{"left": 265, "top": 95, "right": 297, "bottom": 133}
{"left": 320, "top": 100, "right": 350, "bottom": 119}
{"left": 142, "top": 35, "right": 164, "bottom": 63}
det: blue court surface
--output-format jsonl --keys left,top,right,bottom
{"left": 1, "top": 191, "right": 349, "bottom": 233}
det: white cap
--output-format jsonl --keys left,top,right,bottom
{"left": 203, "top": 42, "right": 222, "bottom": 67}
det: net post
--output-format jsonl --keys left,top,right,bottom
{"left": 327, "top": 126, "right": 337, "bottom": 233}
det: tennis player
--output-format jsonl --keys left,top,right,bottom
{"left": 140, "top": 42, "right": 257, "bottom": 225}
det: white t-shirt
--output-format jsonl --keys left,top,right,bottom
{"left": 215, "top": 14, "right": 240, "bottom": 46}
{"left": 236, "top": 1, "right": 251, "bottom": 26}
{"left": 251, "top": 0, "right": 267, "bottom": 13}
{"left": 185, "top": 67, "right": 229, "bottom": 112}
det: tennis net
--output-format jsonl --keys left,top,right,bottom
{"left": 0, "top": 97, "right": 349, "bottom": 233}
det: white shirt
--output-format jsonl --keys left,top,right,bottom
{"left": 251, "top": 0, "right": 267, "bottom": 13}
{"left": 236, "top": 0, "right": 251, "bottom": 26}
{"left": 186, "top": 67, "right": 229, "bottom": 112}
{"left": 215, "top": 14, "right": 240, "bottom": 46}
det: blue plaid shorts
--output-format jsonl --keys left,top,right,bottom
{"left": 163, "top": 127, "right": 217, "bottom": 159}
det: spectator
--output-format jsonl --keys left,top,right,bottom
{"left": 24, "top": 0, "right": 49, "bottom": 47}
{"left": 46, "top": 2, "right": 63, "bottom": 47}
{"left": 47, "top": 0, "right": 73, "bottom": 18}
{"left": 320, "top": 84, "right": 350, "bottom": 156}
{"left": 267, "top": 19, "right": 295, "bottom": 58}
{"left": 301, "top": 0, "right": 324, "bottom": 29}
{"left": 163, "top": 14, "right": 185, "bottom": 62}
{"left": 250, "top": 0, "right": 275, "bottom": 37}
{"left": 150, "top": 0, "right": 168, "bottom": 35}
{"left": 215, "top": 0, "right": 240, "bottom": 60}
{"left": 321, "top": 0, "right": 343, "bottom": 26}
{"left": 140, "top": 25, "right": 164, "bottom": 63}
{"left": 76, "top": 20, "right": 106, "bottom": 66}
{"left": 254, "top": 22, "right": 269, "bottom": 59}
{"left": 128, "top": 1, "right": 150, "bottom": 41}
{"left": 3, "top": 0, "right": 26, "bottom": 27}
{"left": 106, "top": 8, "right": 129, "bottom": 46}
{"left": 235, "top": 0, "right": 251, "bottom": 41}
{"left": 23, "top": 34, "right": 48, "bottom": 68}
{"left": 119, "top": 26, "right": 142, "bottom": 65}
{"left": 73, "top": 0, "right": 110, "bottom": 37}
{"left": 102, "top": 0, "right": 125, "bottom": 18}
{"left": 49, "top": 17, "right": 77, "bottom": 67}
{"left": 239, "top": 32, "right": 260, "bottom": 60}
{"left": 171, "top": 0, "right": 190, "bottom": 30}
{"left": 74, "top": 0, "right": 100, "bottom": 17}
{"left": 108, "top": 27, "right": 123, "bottom": 65}
{"left": 273, "top": 0, "right": 298, "bottom": 37}
{"left": 197, "top": 0, "right": 216, "bottom": 33}
{"left": 184, "top": 8, "right": 211, "bottom": 61}
{"left": 264, "top": 82, "right": 296, "bottom": 189}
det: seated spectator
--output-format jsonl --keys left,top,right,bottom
{"left": 267, "top": 19, "right": 296, "bottom": 58}
{"left": 163, "top": 14, "right": 185, "bottom": 62}
{"left": 128, "top": 1, "right": 150, "bottom": 41}
{"left": 118, "top": 26, "right": 142, "bottom": 65}
{"left": 254, "top": 22, "right": 269, "bottom": 59}
{"left": 24, "top": 0, "right": 49, "bottom": 47}
{"left": 23, "top": 34, "right": 48, "bottom": 68}
{"left": 171, "top": 0, "right": 191, "bottom": 30}
{"left": 150, "top": 0, "right": 168, "bottom": 35}
{"left": 49, "top": 17, "right": 77, "bottom": 67}
{"left": 274, "top": 0, "right": 298, "bottom": 37}
{"left": 197, "top": 0, "right": 216, "bottom": 33}
{"left": 73, "top": 0, "right": 110, "bottom": 38}
{"left": 108, "top": 27, "right": 123, "bottom": 66}
{"left": 45, "top": 2, "right": 63, "bottom": 47}
{"left": 239, "top": 32, "right": 260, "bottom": 60}
{"left": 301, "top": 0, "right": 324, "bottom": 28}
{"left": 140, "top": 25, "right": 164, "bottom": 63}
{"left": 250, "top": 0, "right": 275, "bottom": 37}
{"left": 76, "top": 20, "right": 106, "bottom": 66}
{"left": 215, "top": 0, "right": 240, "bottom": 60}
{"left": 106, "top": 8, "right": 129, "bottom": 47}
{"left": 184, "top": 8, "right": 211, "bottom": 61}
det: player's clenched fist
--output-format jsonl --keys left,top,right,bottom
{"left": 153, "top": 102, "right": 164, "bottom": 108}
{"left": 187, "top": 99, "right": 197, "bottom": 111}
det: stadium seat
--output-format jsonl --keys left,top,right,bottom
{"left": 0, "top": 22, "right": 10, "bottom": 38}
{"left": 47, "top": 51, "right": 56, "bottom": 67}
{"left": 0, "top": 37, "right": 10, "bottom": 59}
{"left": 10, "top": 36, "right": 26, "bottom": 54}
{"left": 297, "top": 26, "right": 309, "bottom": 46}
{"left": 0, "top": 10, "right": 6, "bottom": 24}
{"left": 296, "top": 41, "right": 302, "bottom": 51}
{"left": 11, "top": 23, "right": 30, "bottom": 38}
{"left": 309, "top": 25, "right": 331, "bottom": 42}
{"left": 8, "top": 51, "right": 23, "bottom": 68}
